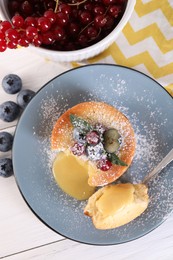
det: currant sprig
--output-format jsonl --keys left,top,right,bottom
{"left": 0, "top": 0, "right": 126, "bottom": 53}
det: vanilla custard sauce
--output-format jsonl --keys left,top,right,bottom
{"left": 52, "top": 152, "right": 95, "bottom": 200}
{"left": 96, "top": 183, "right": 135, "bottom": 217}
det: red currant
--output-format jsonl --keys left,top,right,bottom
{"left": 32, "top": 34, "right": 43, "bottom": 47}
{"left": 7, "top": 40, "right": 18, "bottom": 49}
{"left": 0, "top": 21, "right": 12, "bottom": 33}
{"left": 25, "top": 17, "right": 37, "bottom": 27}
{"left": 97, "top": 159, "right": 112, "bottom": 171}
{"left": 44, "top": 10, "right": 57, "bottom": 24}
{"left": 53, "top": 26, "right": 65, "bottom": 41}
{"left": 79, "top": 11, "right": 93, "bottom": 25}
{"left": 37, "top": 17, "right": 51, "bottom": 32}
{"left": 58, "top": 4, "right": 72, "bottom": 15}
{"left": 109, "top": 5, "right": 121, "bottom": 18}
{"left": 4, "top": 0, "right": 127, "bottom": 52}
{"left": 41, "top": 31, "right": 55, "bottom": 45}
{"left": 103, "top": 0, "right": 117, "bottom": 5}
{"left": 71, "top": 143, "right": 85, "bottom": 156}
{"left": 83, "top": 3, "right": 93, "bottom": 12}
{"left": 0, "top": 32, "right": 5, "bottom": 41}
{"left": 93, "top": 5, "right": 105, "bottom": 15}
{"left": 85, "top": 26, "right": 98, "bottom": 40}
{"left": 20, "top": 1, "right": 33, "bottom": 17}
{"left": 69, "top": 23, "right": 80, "bottom": 36}
{"left": 11, "top": 15, "right": 24, "bottom": 28}
{"left": 77, "top": 33, "right": 88, "bottom": 47}
{"left": 86, "top": 131, "right": 100, "bottom": 145}
{"left": 5, "top": 28, "right": 19, "bottom": 41}
{"left": 94, "top": 15, "right": 108, "bottom": 28}
{"left": 26, "top": 26, "right": 38, "bottom": 39}
{"left": 8, "top": 0, "right": 20, "bottom": 13}
{"left": 0, "top": 40, "right": 7, "bottom": 52}
{"left": 56, "top": 12, "right": 69, "bottom": 27}
{"left": 18, "top": 36, "right": 30, "bottom": 47}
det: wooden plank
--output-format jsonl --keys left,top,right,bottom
{"left": 0, "top": 170, "right": 63, "bottom": 257}
{"left": 2, "top": 217, "right": 173, "bottom": 260}
{"left": 0, "top": 47, "right": 67, "bottom": 130}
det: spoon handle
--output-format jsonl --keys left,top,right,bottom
{"left": 143, "top": 148, "right": 173, "bottom": 185}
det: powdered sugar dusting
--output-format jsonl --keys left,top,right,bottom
{"left": 30, "top": 70, "right": 173, "bottom": 243}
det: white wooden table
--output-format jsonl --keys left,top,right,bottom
{"left": 0, "top": 48, "right": 173, "bottom": 260}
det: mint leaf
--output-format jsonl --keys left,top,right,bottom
{"left": 70, "top": 114, "right": 92, "bottom": 133}
{"left": 108, "top": 153, "right": 128, "bottom": 166}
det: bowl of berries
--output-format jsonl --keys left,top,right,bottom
{"left": 0, "top": 0, "right": 135, "bottom": 62}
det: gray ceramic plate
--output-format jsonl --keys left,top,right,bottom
{"left": 13, "top": 64, "right": 173, "bottom": 245}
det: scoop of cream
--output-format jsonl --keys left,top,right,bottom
{"left": 84, "top": 183, "right": 149, "bottom": 229}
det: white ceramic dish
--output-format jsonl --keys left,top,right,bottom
{"left": 0, "top": 0, "right": 136, "bottom": 62}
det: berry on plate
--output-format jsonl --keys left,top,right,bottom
{"left": 0, "top": 158, "right": 13, "bottom": 177}
{"left": 0, "top": 132, "right": 13, "bottom": 152}
{"left": 0, "top": 101, "right": 20, "bottom": 122}
{"left": 2, "top": 74, "right": 22, "bottom": 94}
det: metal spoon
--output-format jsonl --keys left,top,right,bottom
{"left": 142, "top": 148, "right": 173, "bottom": 185}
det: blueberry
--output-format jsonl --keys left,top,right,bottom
{"left": 0, "top": 132, "right": 13, "bottom": 152}
{"left": 17, "top": 89, "right": 35, "bottom": 109}
{"left": 73, "top": 128, "right": 86, "bottom": 144}
{"left": 0, "top": 101, "right": 20, "bottom": 122}
{"left": 86, "top": 142, "right": 105, "bottom": 161}
{"left": 0, "top": 158, "right": 13, "bottom": 177}
{"left": 2, "top": 74, "right": 22, "bottom": 94}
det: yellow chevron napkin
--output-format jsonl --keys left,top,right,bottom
{"left": 72, "top": 0, "right": 173, "bottom": 97}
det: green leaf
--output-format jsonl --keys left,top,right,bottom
{"left": 108, "top": 153, "right": 128, "bottom": 167}
{"left": 69, "top": 114, "right": 92, "bottom": 133}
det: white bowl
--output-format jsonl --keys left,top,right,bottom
{"left": 0, "top": 0, "right": 136, "bottom": 62}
